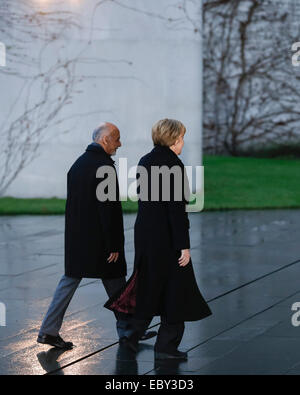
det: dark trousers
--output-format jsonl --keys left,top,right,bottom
{"left": 129, "top": 316, "right": 185, "bottom": 353}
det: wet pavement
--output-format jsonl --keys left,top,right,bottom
{"left": 0, "top": 209, "right": 300, "bottom": 375}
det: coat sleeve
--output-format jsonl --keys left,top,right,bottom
{"left": 95, "top": 165, "right": 124, "bottom": 252}
{"left": 166, "top": 163, "right": 191, "bottom": 250}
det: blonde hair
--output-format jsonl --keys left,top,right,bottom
{"left": 152, "top": 119, "right": 186, "bottom": 147}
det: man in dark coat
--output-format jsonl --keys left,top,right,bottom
{"left": 37, "top": 122, "right": 155, "bottom": 349}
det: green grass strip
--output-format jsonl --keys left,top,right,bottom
{"left": 0, "top": 155, "right": 299, "bottom": 215}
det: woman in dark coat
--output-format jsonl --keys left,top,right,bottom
{"left": 105, "top": 119, "right": 212, "bottom": 360}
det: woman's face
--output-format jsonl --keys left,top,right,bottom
{"left": 172, "top": 132, "right": 185, "bottom": 155}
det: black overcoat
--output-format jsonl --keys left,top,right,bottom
{"left": 64, "top": 143, "right": 127, "bottom": 279}
{"left": 105, "top": 145, "right": 212, "bottom": 323}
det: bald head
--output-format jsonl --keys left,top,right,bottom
{"left": 92, "top": 122, "right": 121, "bottom": 156}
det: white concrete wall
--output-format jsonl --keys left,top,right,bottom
{"left": 1, "top": 0, "right": 202, "bottom": 198}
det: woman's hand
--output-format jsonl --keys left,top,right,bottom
{"left": 178, "top": 249, "right": 190, "bottom": 267}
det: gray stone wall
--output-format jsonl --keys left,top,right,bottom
{"left": 0, "top": 0, "right": 202, "bottom": 198}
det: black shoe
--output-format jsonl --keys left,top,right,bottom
{"left": 139, "top": 331, "right": 157, "bottom": 341}
{"left": 37, "top": 334, "right": 73, "bottom": 350}
{"left": 120, "top": 336, "right": 138, "bottom": 353}
{"left": 155, "top": 350, "right": 188, "bottom": 360}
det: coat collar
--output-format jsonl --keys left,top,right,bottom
{"left": 152, "top": 144, "right": 182, "bottom": 163}
{"left": 86, "top": 143, "right": 115, "bottom": 164}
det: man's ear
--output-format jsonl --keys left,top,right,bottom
{"left": 102, "top": 135, "right": 108, "bottom": 145}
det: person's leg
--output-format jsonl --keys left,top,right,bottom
{"left": 154, "top": 316, "right": 185, "bottom": 354}
{"left": 102, "top": 277, "right": 131, "bottom": 338}
{"left": 39, "top": 275, "right": 81, "bottom": 337}
{"left": 125, "top": 316, "right": 153, "bottom": 352}
{"left": 129, "top": 317, "right": 153, "bottom": 342}
{"left": 102, "top": 277, "right": 157, "bottom": 341}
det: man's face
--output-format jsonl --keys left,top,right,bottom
{"left": 106, "top": 127, "right": 122, "bottom": 156}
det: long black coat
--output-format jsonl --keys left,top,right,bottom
{"left": 105, "top": 145, "right": 212, "bottom": 323}
{"left": 64, "top": 143, "right": 127, "bottom": 279}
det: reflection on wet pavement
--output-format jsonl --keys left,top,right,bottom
{"left": 0, "top": 210, "right": 300, "bottom": 375}
{"left": 37, "top": 348, "right": 69, "bottom": 375}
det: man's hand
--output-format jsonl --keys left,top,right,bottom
{"left": 178, "top": 249, "right": 190, "bottom": 267}
{"left": 107, "top": 252, "right": 119, "bottom": 263}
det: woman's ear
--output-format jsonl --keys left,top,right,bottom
{"left": 173, "top": 138, "right": 179, "bottom": 147}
